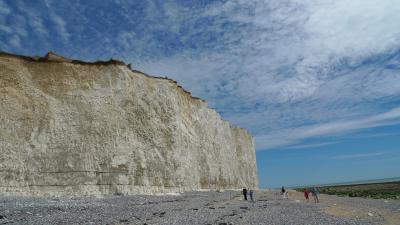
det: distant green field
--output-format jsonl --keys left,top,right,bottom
{"left": 295, "top": 181, "right": 400, "bottom": 200}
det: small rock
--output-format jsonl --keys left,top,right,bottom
{"left": 295, "top": 200, "right": 300, "bottom": 203}
{"left": 119, "top": 219, "right": 129, "bottom": 222}
{"left": 367, "top": 213, "right": 373, "bottom": 216}
{"left": 0, "top": 215, "right": 4, "bottom": 219}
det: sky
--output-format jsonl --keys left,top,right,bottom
{"left": 1, "top": 0, "right": 400, "bottom": 188}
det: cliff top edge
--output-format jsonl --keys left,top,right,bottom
{"left": 0, "top": 51, "right": 251, "bottom": 135}
{"left": 0, "top": 51, "right": 204, "bottom": 99}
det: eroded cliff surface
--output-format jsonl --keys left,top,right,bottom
{"left": 0, "top": 52, "right": 258, "bottom": 196}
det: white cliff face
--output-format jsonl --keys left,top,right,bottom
{"left": 0, "top": 52, "right": 258, "bottom": 196}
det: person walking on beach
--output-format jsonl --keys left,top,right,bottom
{"left": 249, "top": 189, "right": 254, "bottom": 202}
{"left": 304, "top": 188, "right": 310, "bottom": 202}
{"left": 242, "top": 188, "right": 248, "bottom": 201}
{"left": 310, "top": 187, "right": 319, "bottom": 203}
{"left": 281, "top": 186, "right": 287, "bottom": 199}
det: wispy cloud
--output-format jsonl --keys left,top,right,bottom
{"left": 282, "top": 142, "right": 338, "bottom": 150}
{"left": 51, "top": 14, "right": 69, "bottom": 42}
{"left": 304, "top": 0, "right": 400, "bottom": 58}
{"left": 137, "top": 1, "right": 400, "bottom": 150}
{"left": 345, "top": 132, "right": 400, "bottom": 140}
{"left": 43, "top": 0, "right": 70, "bottom": 43}
{"left": 255, "top": 106, "right": 400, "bottom": 150}
{"left": 16, "top": 1, "right": 48, "bottom": 38}
{"left": 9, "top": 35, "right": 21, "bottom": 49}
{"left": 0, "top": 0, "right": 11, "bottom": 15}
{"left": 0, "top": 24, "right": 11, "bottom": 33}
{"left": 329, "top": 152, "right": 388, "bottom": 160}
{"left": 1, "top": 0, "right": 399, "bottom": 152}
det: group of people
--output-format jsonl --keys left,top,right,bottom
{"left": 241, "top": 186, "right": 320, "bottom": 203}
{"left": 242, "top": 188, "right": 255, "bottom": 201}
{"left": 280, "top": 186, "right": 320, "bottom": 203}
{"left": 303, "top": 187, "right": 320, "bottom": 203}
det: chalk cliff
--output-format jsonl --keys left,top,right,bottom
{"left": 0, "top": 52, "right": 258, "bottom": 196}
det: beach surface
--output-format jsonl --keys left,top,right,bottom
{"left": 0, "top": 190, "right": 399, "bottom": 225}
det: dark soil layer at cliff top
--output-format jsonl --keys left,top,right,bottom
{"left": 1, "top": 190, "right": 399, "bottom": 225}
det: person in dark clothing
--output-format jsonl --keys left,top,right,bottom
{"left": 249, "top": 189, "right": 254, "bottom": 202}
{"left": 281, "top": 186, "right": 287, "bottom": 199}
{"left": 310, "top": 187, "right": 320, "bottom": 203}
{"left": 242, "top": 188, "right": 248, "bottom": 200}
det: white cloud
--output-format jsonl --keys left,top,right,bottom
{"left": 16, "top": 3, "right": 49, "bottom": 37}
{"left": 29, "top": 15, "right": 48, "bottom": 37}
{"left": 9, "top": 35, "right": 21, "bottom": 49}
{"left": 0, "top": 0, "right": 10, "bottom": 15}
{"left": 88, "top": 1, "right": 400, "bottom": 152}
{"left": 1, "top": 0, "right": 399, "bottom": 152}
{"left": 43, "top": 0, "right": 70, "bottom": 43}
{"left": 305, "top": 0, "right": 400, "bottom": 59}
{"left": 0, "top": 0, "right": 52, "bottom": 52}
{"left": 346, "top": 132, "right": 400, "bottom": 140}
{"left": 282, "top": 141, "right": 338, "bottom": 150}
{"left": 138, "top": 0, "right": 400, "bottom": 151}
{"left": 329, "top": 152, "right": 388, "bottom": 160}
{"left": 255, "top": 107, "right": 400, "bottom": 150}
{"left": 10, "top": 14, "right": 28, "bottom": 37}
{"left": 51, "top": 14, "right": 69, "bottom": 42}
{"left": 139, "top": 0, "right": 400, "bottom": 105}
{"left": 0, "top": 24, "right": 11, "bottom": 33}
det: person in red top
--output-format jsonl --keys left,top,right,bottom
{"left": 304, "top": 188, "right": 310, "bottom": 202}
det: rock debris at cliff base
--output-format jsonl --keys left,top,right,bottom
{"left": 0, "top": 52, "right": 257, "bottom": 196}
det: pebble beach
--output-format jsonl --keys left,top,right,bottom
{"left": 1, "top": 190, "right": 399, "bottom": 225}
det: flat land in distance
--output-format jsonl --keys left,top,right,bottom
{"left": 1, "top": 190, "right": 399, "bottom": 225}
{"left": 314, "top": 181, "right": 400, "bottom": 199}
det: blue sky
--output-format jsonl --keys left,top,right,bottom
{"left": 1, "top": 0, "right": 400, "bottom": 188}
